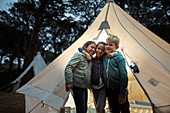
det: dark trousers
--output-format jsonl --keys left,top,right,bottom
{"left": 72, "top": 86, "right": 88, "bottom": 113}
{"left": 92, "top": 87, "right": 106, "bottom": 113}
{"left": 106, "top": 88, "right": 130, "bottom": 113}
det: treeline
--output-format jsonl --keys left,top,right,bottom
{"left": 0, "top": 0, "right": 169, "bottom": 87}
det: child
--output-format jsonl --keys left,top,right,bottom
{"left": 103, "top": 34, "right": 130, "bottom": 113}
{"left": 65, "top": 41, "right": 96, "bottom": 113}
{"left": 79, "top": 42, "right": 115, "bottom": 113}
{"left": 91, "top": 42, "right": 106, "bottom": 113}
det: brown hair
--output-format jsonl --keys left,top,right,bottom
{"left": 82, "top": 41, "right": 96, "bottom": 49}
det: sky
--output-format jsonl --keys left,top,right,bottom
{"left": 0, "top": 0, "right": 18, "bottom": 11}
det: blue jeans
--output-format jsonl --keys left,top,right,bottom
{"left": 73, "top": 86, "right": 88, "bottom": 113}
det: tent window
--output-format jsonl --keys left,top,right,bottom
{"left": 148, "top": 78, "right": 159, "bottom": 87}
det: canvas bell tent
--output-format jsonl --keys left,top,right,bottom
{"left": 11, "top": 52, "right": 47, "bottom": 91}
{"left": 17, "top": 1, "right": 170, "bottom": 113}
{"left": 10, "top": 52, "right": 47, "bottom": 113}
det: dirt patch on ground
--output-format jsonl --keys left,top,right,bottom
{"left": 0, "top": 91, "right": 25, "bottom": 113}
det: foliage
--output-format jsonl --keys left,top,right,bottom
{"left": 149, "top": 25, "right": 170, "bottom": 43}
{"left": 0, "top": 21, "right": 25, "bottom": 72}
{"left": 125, "top": 0, "right": 169, "bottom": 26}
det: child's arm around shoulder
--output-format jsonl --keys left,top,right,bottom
{"left": 107, "top": 51, "right": 118, "bottom": 58}
{"left": 78, "top": 48, "right": 92, "bottom": 61}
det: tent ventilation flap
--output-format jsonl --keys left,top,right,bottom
{"left": 98, "top": 20, "right": 110, "bottom": 30}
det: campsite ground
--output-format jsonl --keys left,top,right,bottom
{"left": 0, "top": 91, "right": 25, "bottom": 113}
{"left": 0, "top": 91, "right": 153, "bottom": 113}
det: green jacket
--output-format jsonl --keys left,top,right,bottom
{"left": 65, "top": 52, "right": 92, "bottom": 89}
{"left": 103, "top": 52, "right": 128, "bottom": 98}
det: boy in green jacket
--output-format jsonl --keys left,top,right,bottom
{"left": 103, "top": 34, "right": 130, "bottom": 113}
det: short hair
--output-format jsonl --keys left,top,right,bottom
{"left": 82, "top": 41, "right": 96, "bottom": 49}
{"left": 106, "top": 34, "right": 120, "bottom": 46}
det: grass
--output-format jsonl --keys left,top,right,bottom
{"left": 0, "top": 91, "right": 25, "bottom": 113}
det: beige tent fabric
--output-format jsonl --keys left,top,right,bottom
{"left": 106, "top": 2, "right": 170, "bottom": 112}
{"left": 17, "top": 1, "right": 170, "bottom": 113}
{"left": 25, "top": 95, "right": 57, "bottom": 113}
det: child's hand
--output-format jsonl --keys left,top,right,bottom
{"left": 66, "top": 84, "right": 73, "bottom": 91}
{"left": 86, "top": 54, "right": 92, "bottom": 61}
{"left": 119, "top": 97, "right": 126, "bottom": 104}
{"left": 107, "top": 51, "right": 118, "bottom": 58}
{"left": 80, "top": 49, "right": 92, "bottom": 61}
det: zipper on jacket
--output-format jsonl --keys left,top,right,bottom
{"left": 106, "top": 58, "right": 110, "bottom": 87}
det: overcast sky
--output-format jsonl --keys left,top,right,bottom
{"left": 0, "top": 0, "right": 18, "bottom": 11}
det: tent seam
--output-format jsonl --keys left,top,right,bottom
{"left": 111, "top": 3, "right": 170, "bottom": 72}
{"left": 117, "top": 6, "right": 169, "bottom": 55}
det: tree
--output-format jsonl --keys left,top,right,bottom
{"left": 126, "top": 0, "right": 169, "bottom": 43}
{"left": 0, "top": 0, "right": 169, "bottom": 71}
{"left": 0, "top": 22, "right": 25, "bottom": 73}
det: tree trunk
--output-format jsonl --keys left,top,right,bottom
{"left": 0, "top": 54, "right": 4, "bottom": 69}
{"left": 17, "top": 55, "right": 21, "bottom": 73}
{"left": 23, "top": 0, "right": 48, "bottom": 69}
{"left": 9, "top": 55, "right": 15, "bottom": 72}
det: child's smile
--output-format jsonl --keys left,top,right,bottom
{"left": 96, "top": 44, "right": 105, "bottom": 59}
{"left": 105, "top": 41, "right": 118, "bottom": 54}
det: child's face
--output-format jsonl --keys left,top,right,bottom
{"left": 105, "top": 40, "right": 118, "bottom": 54}
{"left": 96, "top": 44, "right": 105, "bottom": 58}
{"left": 84, "top": 43, "right": 96, "bottom": 56}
